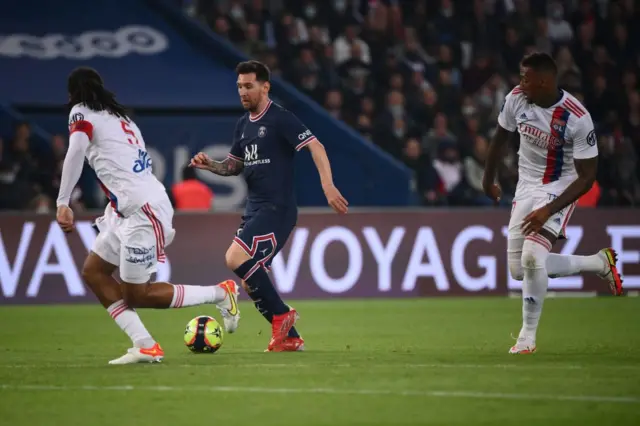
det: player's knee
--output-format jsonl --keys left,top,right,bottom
{"left": 509, "top": 262, "right": 524, "bottom": 281}
{"left": 521, "top": 240, "right": 550, "bottom": 270}
{"left": 225, "top": 244, "right": 248, "bottom": 270}
{"left": 121, "top": 283, "right": 148, "bottom": 308}
{"left": 81, "top": 258, "right": 106, "bottom": 286}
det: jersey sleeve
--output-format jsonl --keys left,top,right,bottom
{"left": 279, "top": 110, "right": 317, "bottom": 151}
{"left": 228, "top": 117, "right": 244, "bottom": 162}
{"left": 497, "top": 88, "right": 520, "bottom": 132}
{"left": 68, "top": 104, "right": 95, "bottom": 141}
{"left": 572, "top": 114, "right": 599, "bottom": 159}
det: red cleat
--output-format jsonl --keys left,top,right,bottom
{"left": 267, "top": 309, "right": 299, "bottom": 352}
{"left": 265, "top": 337, "right": 305, "bottom": 352}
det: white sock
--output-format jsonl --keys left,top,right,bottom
{"left": 107, "top": 300, "right": 155, "bottom": 348}
{"left": 520, "top": 237, "right": 551, "bottom": 341}
{"left": 169, "top": 284, "right": 226, "bottom": 308}
{"left": 546, "top": 253, "right": 606, "bottom": 277}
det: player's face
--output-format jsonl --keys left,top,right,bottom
{"left": 519, "top": 66, "right": 540, "bottom": 103}
{"left": 237, "top": 73, "right": 268, "bottom": 111}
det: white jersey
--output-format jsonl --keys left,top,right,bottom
{"left": 68, "top": 103, "right": 167, "bottom": 217}
{"left": 498, "top": 87, "right": 598, "bottom": 186}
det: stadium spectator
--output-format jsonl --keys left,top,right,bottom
{"left": 171, "top": 165, "right": 214, "bottom": 211}
{"left": 184, "top": 0, "right": 640, "bottom": 208}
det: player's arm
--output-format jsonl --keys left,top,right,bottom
{"left": 190, "top": 119, "right": 245, "bottom": 176}
{"left": 282, "top": 111, "right": 348, "bottom": 213}
{"left": 306, "top": 139, "right": 349, "bottom": 214}
{"left": 544, "top": 120, "right": 598, "bottom": 215}
{"left": 483, "top": 92, "right": 518, "bottom": 203}
{"left": 306, "top": 140, "right": 334, "bottom": 189}
{"left": 192, "top": 155, "right": 244, "bottom": 176}
{"left": 57, "top": 131, "right": 90, "bottom": 207}
{"left": 57, "top": 116, "right": 92, "bottom": 233}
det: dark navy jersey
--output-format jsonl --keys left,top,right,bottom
{"left": 228, "top": 100, "right": 316, "bottom": 212}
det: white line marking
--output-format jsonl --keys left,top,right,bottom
{"left": 0, "top": 384, "right": 637, "bottom": 404}
{"left": 1, "top": 363, "right": 640, "bottom": 370}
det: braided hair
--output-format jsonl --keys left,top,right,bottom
{"left": 67, "top": 67, "right": 129, "bottom": 120}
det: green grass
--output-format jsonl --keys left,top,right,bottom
{"left": 1, "top": 297, "right": 639, "bottom": 425}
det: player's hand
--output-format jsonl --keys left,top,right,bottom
{"left": 323, "top": 184, "right": 348, "bottom": 214}
{"left": 56, "top": 205, "right": 75, "bottom": 233}
{"left": 483, "top": 183, "right": 502, "bottom": 205}
{"left": 521, "top": 205, "right": 552, "bottom": 236}
{"left": 189, "top": 152, "right": 213, "bottom": 170}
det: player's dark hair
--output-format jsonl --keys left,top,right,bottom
{"left": 235, "top": 60, "right": 271, "bottom": 82}
{"left": 520, "top": 52, "right": 557, "bottom": 75}
{"left": 67, "top": 67, "right": 129, "bottom": 120}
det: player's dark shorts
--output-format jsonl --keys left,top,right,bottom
{"left": 233, "top": 204, "right": 297, "bottom": 271}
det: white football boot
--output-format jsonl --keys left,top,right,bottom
{"left": 108, "top": 343, "right": 164, "bottom": 365}
{"left": 216, "top": 280, "right": 241, "bottom": 333}
{"left": 509, "top": 336, "right": 537, "bottom": 354}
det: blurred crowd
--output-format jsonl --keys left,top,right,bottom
{"left": 185, "top": 0, "right": 640, "bottom": 207}
{"left": 0, "top": 122, "right": 87, "bottom": 212}
{"left": 2, "top": 0, "right": 639, "bottom": 211}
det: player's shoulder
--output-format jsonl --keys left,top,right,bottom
{"left": 561, "top": 91, "right": 590, "bottom": 121}
{"left": 68, "top": 103, "right": 94, "bottom": 126}
{"left": 270, "top": 102, "right": 295, "bottom": 121}
{"left": 506, "top": 85, "right": 527, "bottom": 102}
{"left": 502, "top": 85, "right": 527, "bottom": 111}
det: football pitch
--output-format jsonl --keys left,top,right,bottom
{"left": 1, "top": 297, "right": 639, "bottom": 425}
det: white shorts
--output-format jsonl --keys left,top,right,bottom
{"left": 92, "top": 198, "right": 176, "bottom": 284}
{"left": 507, "top": 180, "right": 577, "bottom": 242}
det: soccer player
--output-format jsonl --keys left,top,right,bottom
{"left": 56, "top": 67, "right": 240, "bottom": 364}
{"left": 483, "top": 52, "right": 624, "bottom": 354}
{"left": 190, "top": 60, "right": 348, "bottom": 352}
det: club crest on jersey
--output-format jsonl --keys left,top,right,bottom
{"left": 551, "top": 117, "right": 567, "bottom": 134}
{"left": 258, "top": 126, "right": 267, "bottom": 138}
{"left": 587, "top": 130, "right": 597, "bottom": 146}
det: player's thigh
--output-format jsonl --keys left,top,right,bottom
{"left": 532, "top": 188, "right": 577, "bottom": 239}
{"left": 231, "top": 210, "right": 280, "bottom": 266}
{"left": 507, "top": 196, "right": 535, "bottom": 240}
{"left": 91, "top": 228, "right": 121, "bottom": 269}
{"left": 118, "top": 217, "right": 159, "bottom": 285}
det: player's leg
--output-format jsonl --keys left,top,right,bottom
{"left": 84, "top": 225, "right": 161, "bottom": 364}
{"left": 117, "top": 202, "right": 238, "bottom": 328}
{"left": 508, "top": 203, "right": 622, "bottom": 294}
{"left": 226, "top": 211, "right": 299, "bottom": 351}
{"left": 543, "top": 205, "right": 623, "bottom": 294}
{"left": 507, "top": 193, "right": 541, "bottom": 354}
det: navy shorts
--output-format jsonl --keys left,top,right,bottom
{"left": 233, "top": 205, "right": 296, "bottom": 270}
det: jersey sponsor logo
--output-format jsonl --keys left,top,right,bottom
{"left": 517, "top": 113, "right": 530, "bottom": 123}
{"left": 245, "top": 144, "right": 258, "bottom": 161}
{"left": 244, "top": 144, "right": 270, "bottom": 166}
{"left": 0, "top": 25, "right": 168, "bottom": 59}
{"left": 518, "top": 123, "right": 564, "bottom": 149}
{"left": 297, "top": 129, "right": 313, "bottom": 141}
{"left": 132, "top": 149, "right": 152, "bottom": 173}
{"left": 124, "top": 245, "right": 156, "bottom": 265}
{"left": 258, "top": 126, "right": 267, "bottom": 138}
{"left": 586, "top": 130, "right": 597, "bottom": 146}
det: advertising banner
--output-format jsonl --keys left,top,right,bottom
{"left": 1, "top": 210, "right": 638, "bottom": 304}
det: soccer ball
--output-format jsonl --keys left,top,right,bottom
{"left": 184, "top": 315, "right": 224, "bottom": 353}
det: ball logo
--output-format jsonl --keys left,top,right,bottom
{"left": 0, "top": 25, "right": 169, "bottom": 59}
